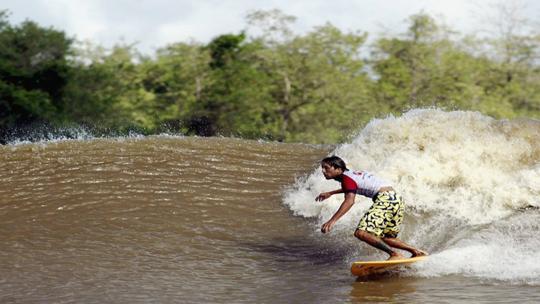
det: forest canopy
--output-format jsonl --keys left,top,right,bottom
{"left": 1, "top": 7, "right": 539, "bottom": 144}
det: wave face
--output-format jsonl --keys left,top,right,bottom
{"left": 283, "top": 109, "right": 540, "bottom": 284}
{"left": 0, "top": 135, "right": 331, "bottom": 302}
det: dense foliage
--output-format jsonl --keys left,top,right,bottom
{"left": 1, "top": 9, "right": 539, "bottom": 144}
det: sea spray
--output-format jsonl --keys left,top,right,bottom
{"left": 283, "top": 109, "right": 540, "bottom": 283}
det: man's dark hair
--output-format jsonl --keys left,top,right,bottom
{"left": 321, "top": 155, "right": 348, "bottom": 171}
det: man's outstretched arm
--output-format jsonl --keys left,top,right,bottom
{"left": 321, "top": 192, "right": 356, "bottom": 233}
{"left": 315, "top": 188, "right": 344, "bottom": 201}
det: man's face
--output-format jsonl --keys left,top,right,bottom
{"left": 321, "top": 162, "right": 342, "bottom": 180}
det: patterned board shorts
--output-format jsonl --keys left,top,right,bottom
{"left": 357, "top": 191, "right": 404, "bottom": 238}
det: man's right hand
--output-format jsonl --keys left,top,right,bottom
{"left": 321, "top": 220, "right": 335, "bottom": 233}
{"left": 316, "top": 192, "right": 331, "bottom": 202}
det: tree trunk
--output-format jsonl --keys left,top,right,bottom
{"left": 279, "top": 74, "right": 292, "bottom": 141}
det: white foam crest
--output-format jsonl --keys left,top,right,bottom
{"left": 414, "top": 245, "right": 540, "bottom": 284}
{"left": 283, "top": 108, "right": 540, "bottom": 284}
{"left": 284, "top": 109, "right": 540, "bottom": 226}
{"left": 5, "top": 128, "right": 151, "bottom": 147}
{"left": 412, "top": 212, "right": 540, "bottom": 284}
{"left": 6, "top": 127, "right": 96, "bottom": 145}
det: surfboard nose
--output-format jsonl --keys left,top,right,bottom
{"left": 351, "top": 256, "right": 427, "bottom": 276}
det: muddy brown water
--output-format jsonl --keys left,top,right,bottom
{"left": 1, "top": 136, "right": 538, "bottom": 303}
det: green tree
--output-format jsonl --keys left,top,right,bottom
{"left": 373, "top": 14, "right": 446, "bottom": 109}
{"left": 247, "top": 10, "right": 373, "bottom": 143}
{"left": 475, "top": 1, "right": 540, "bottom": 117}
{"left": 372, "top": 13, "right": 493, "bottom": 114}
{"left": 371, "top": 9, "right": 539, "bottom": 120}
{"left": 65, "top": 43, "right": 153, "bottom": 132}
{"left": 0, "top": 11, "right": 73, "bottom": 134}
{"left": 187, "top": 33, "right": 274, "bottom": 138}
{"left": 146, "top": 41, "right": 211, "bottom": 133}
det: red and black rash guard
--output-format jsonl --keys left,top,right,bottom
{"left": 341, "top": 170, "right": 392, "bottom": 198}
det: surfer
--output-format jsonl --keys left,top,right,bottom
{"left": 316, "top": 156, "right": 427, "bottom": 260}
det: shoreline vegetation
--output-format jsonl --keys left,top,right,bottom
{"left": 1, "top": 6, "right": 539, "bottom": 144}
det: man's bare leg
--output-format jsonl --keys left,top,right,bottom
{"left": 354, "top": 229, "right": 405, "bottom": 260}
{"left": 382, "top": 237, "right": 428, "bottom": 257}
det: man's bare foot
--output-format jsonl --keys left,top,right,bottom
{"left": 411, "top": 249, "right": 429, "bottom": 257}
{"left": 387, "top": 253, "right": 406, "bottom": 261}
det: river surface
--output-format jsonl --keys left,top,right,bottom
{"left": 1, "top": 109, "right": 539, "bottom": 303}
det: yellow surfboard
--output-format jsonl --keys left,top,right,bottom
{"left": 351, "top": 256, "right": 427, "bottom": 276}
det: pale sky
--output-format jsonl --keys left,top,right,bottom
{"left": 1, "top": 0, "right": 539, "bottom": 54}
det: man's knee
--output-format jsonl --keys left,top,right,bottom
{"left": 354, "top": 229, "right": 369, "bottom": 240}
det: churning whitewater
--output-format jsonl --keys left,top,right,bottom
{"left": 283, "top": 109, "right": 540, "bottom": 284}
